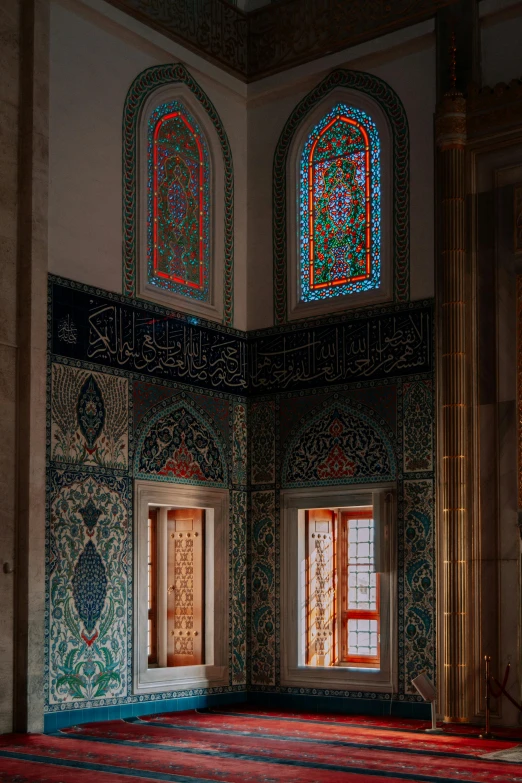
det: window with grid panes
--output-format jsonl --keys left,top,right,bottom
{"left": 340, "top": 510, "right": 380, "bottom": 667}
{"left": 306, "top": 507, "right": 380, "bottom": 669}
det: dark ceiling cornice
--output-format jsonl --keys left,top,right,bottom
{"left": 106, "top": 0, "right": 459, "bottom": 81}
{"left": 105, "top": 0, "right": 248, "bottom": 77}
{"left": 248, "top": 0, "right": 457, "bottom": 79}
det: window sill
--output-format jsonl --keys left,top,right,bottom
{"left": 137, "top": 280, "right": 224, "bottom": 323}
{"left": 282, "top": 664, "right": 394, "bottom": 692}
{"left": 288, "top": 284, "right": 392, "bottom": 322}
{"left": 135, "top": 664, "right": 228, "bottom": 694}
{"left": 334, "top": 663, "right": 381, "bottom": 671}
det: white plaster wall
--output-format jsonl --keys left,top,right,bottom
{"left": 371, "top": 43, "right": 436, "bottom": 306}
{"left": 50, "top": 1, "right": 435, "bottom": 334}
{"left": 49, "top": 0, "right": 248, "bottom": 329}
{"left": 247, "top": 87, "right": 310, "bottom": 331}
{"left": 481, "top": 3, "right": 522, "bottom": 87}
{"left": 246, "top": 28, "right": 436, "bottom": 330}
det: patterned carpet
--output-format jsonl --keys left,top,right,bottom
{"left": 1, "top": 707, "right": 522, "bottom": 782}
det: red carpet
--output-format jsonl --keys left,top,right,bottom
{"left": 1, "top": 707, "right": 522, "bottom": 782}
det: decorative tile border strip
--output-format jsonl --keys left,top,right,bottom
{"left": 250, "top": 490, "right": 277, "bottom": 686}
{"left": 50, "top": 277, "right": 432, "bottom": 396}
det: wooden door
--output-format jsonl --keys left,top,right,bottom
{"left": 166, "top": 509, "right": 205, "bottom": 666}
{"left": 306, "top": 509, "right": 336, "bottom": 666}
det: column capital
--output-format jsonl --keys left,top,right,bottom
{"left": 436, "top": 91, "right": 467, "bottom": 150}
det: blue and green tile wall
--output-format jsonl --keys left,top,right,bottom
{"left": 46, "top": 275, "right": 434, "bottom": 724}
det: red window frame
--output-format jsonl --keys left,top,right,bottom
{"left": 153, "top": 111, "right": 205, "bottom": 290}
{"left": 340, "top": 509, "right": 380, "bottom": 668}
{"left": 308, "top": 116, "right": 371, "bottom": 291}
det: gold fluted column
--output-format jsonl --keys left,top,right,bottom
{"left": 435, "top": 69, "right": 470, "bottom": 722}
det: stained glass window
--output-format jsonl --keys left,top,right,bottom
{"left": 299, "top": 103, "right": 381, "bottom": 302}
{"left": 148, "top": 102, "right": 211, "bottom": 302}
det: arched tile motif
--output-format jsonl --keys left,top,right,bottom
{"left": 134, "top": 396, "right": 228, "bottom": 487}
{"left": 282, "top": 399, "right": 396, "bottom": 488}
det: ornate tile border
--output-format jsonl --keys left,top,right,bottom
{"left": 231, "top": 490, "right": 248, "bottom": 685}
{"left": 403, "top": 380, "right": 434, "bottom": 473}
{"left": 249, "top": 490, "right": 277, "bottom": 686}
{"left": 402, "top": 478, "right": 435, "bottom": 692}
{"left": 232, "top": 403, "right": 248, "bottom": 486}
{"left": 250, "top": 401, "right": 276, "bottom": 485}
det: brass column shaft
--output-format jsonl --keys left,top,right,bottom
{"left": 436, "top": 92, "right": 470, "bottom": 722}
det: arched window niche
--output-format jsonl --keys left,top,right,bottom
{"left": 280, "top": 78, "right": 402, "bottom": 323}
{"left": 124, "top": 67, "right": 232, "bottom": 324}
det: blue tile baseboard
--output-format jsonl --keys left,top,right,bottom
{"left": 44, "top": 691, "right": 247, "bottom": 733}
{"left": 246, "top": 692, "right": 431, "bottom": 720}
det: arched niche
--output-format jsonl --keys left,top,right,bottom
{"left": 281, "top": 397, "right": 397, "bottom": 489}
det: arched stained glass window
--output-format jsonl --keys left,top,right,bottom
{"left": 148, "top": 102, "right": 211, "bottom": 302}
{"left": 299, "top": 103, "right": 380, "bottom": 303}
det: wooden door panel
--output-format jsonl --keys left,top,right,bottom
{"left": 306, "top": 509, "right": 335, "bottom": 666}
{"left": 166, "top": 509, "right": 204, "bottom": 666}
{"left": 148, "top": 509, "right": 158, "bottom": 665}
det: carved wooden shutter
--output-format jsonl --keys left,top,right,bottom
{"left": 166, "top": 509, "right": 204, "bottom": 666}
{"left": 148, "top": 508, "right": 158, "bottom": 665}
{"left": 306, "top": 509, "right": 336, "bottom": 666}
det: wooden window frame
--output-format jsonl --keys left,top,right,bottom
{"left": 280, "top": 487, "right": 397, "bottom": 693}
{"left": 304, "top": 506, "right": 381, "bottom": 670}
{"left": 134, "top": 481, "right": 229, "bottom": 695}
